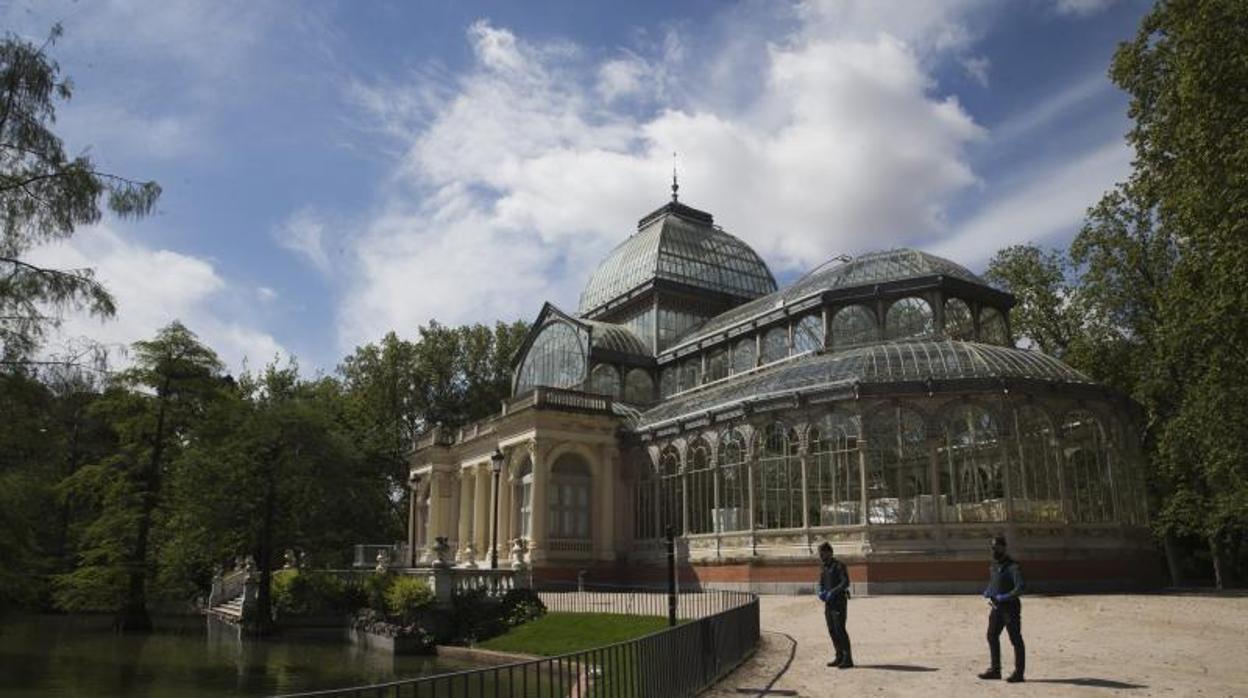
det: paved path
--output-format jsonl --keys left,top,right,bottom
{"left": 705, "top": 594, "right": 1248, "bottom": 697}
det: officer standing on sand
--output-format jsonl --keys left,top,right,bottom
{"left": 816, "top": 541, "right": 853, "bottom": 669}
{"left": 979, "top": 534, "right": 1025, "bottom": 683}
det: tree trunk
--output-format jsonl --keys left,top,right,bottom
{"left": 1163, "top": 533, "right": 1184, "bottom": 587}
{"left": 1209, "top": 532, "right": 1227, "bottom": 590}
{"left": 116, "top": 378, "right": 170, "bottom": 632}
{"left": 249, "top": 462, "right": 279, "bottom": 636}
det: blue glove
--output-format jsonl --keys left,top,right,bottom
{"left": 817, "top": 590, "right": 829, "bottom": 602}
{"left": 993, "top": 593, "right": 1010, "bottom": 603}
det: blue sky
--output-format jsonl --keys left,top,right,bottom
{"left": 8, "top": 0, "right": 1150, "bottom": 372}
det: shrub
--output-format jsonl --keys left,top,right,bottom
{"left": 385, "top": 576, "right": 435, "bottom": 624}
{"left": 451, "top": 586, "right": 507, "bottom": 644}
{"left": 499, "top": 588, "right": 546, "bottom": 627}
{"left": 363, "top": 572, "right": 394, "bottom": 612}
{"left": 271, "top": 570, "right": 362, "bottom": 617}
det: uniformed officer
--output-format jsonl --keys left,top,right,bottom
{"left": 979, "top": 534, "right": 1025, "bottom": 683}
{"left": 816, "top": 541, "right": 853, "bottom": 669}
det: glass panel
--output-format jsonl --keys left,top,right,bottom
{"left": 660, "top": 367, "right": 677, "bottom": 399}
{"left": 588, "top": 363, "right": 620, "bottom": 398}
{"left": 754, "top": 425, "right": 802, "bottom": 530}
{"left": 1011, "top": 406, "right": 1063, "bottom": 522}
{"left": 616, "top": 306, "right": 655, "bottom": 353}
{"left": 633, "top": 456, "right": 657, "bottom": 540}
{"left": 980, "top": 307, "right": 1010, "bottom": 345}
{"left": 1061, "top": 411, "right": 1114, "bottom": 523}
{"left": 761, "top": 327, "right": 789, "bottom": 364}
{"left": 886, "top": 297, "right": 935, "bottom": 340}
{"left": 866, "top": 406, "right": 931, "bottom": 524}
{"left": 730, "top": 337, "right": 756, "bottom": 375}
{"left": 687, "top": 439, "right": 714, "bottom": 534}
{"left": 944, "top": 298, "right": 974, "bottom": 340}
{"left": 810, "top": 414, "right": 862, "bottom": 526}
{"left": 623, "top": 368, "right": 654, "bottom": 403}
{"left": 939, "top": 405, "right": 1006, "bottom": 523}
{"left": 793, "top": 314, "right": 823, "bottom": 353}
{"left": 657, "top": 306, "right": 710, "bottom": 351}
{"left": 705, "top": 348, "right": 728, "bottom": 383}
{"left": 831, "top": 305, "right": 877, "bottom": 348}
{"left": 658, "top": 446, "right": 682, "bottom": 535}
{"left": 715, "top": 430, "right": 749, "bottom": 532}
{"left": 679, "top": 358, "right": 701, "bottom": 393}
{"left": 516, "top": 321, "right": 586, "bottom": 394}
{"left": 550, "top": 454, "right": 591, "bottom": 540}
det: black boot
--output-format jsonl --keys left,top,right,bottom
{"left": 837, "top": 655, "right": 854, "bottom": 669}
{"left": 978, "top": 668, "right": 1001, "bottom": 680}
{"left": 826, "top": 655, "right": 842, "bottom": 667}
{"left": 1006, "top": 671, "right": 1025, "bottom": 683}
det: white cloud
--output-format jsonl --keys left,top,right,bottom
{"left": 990, "top": 71, "right": 1113, "bottom": 144}
{"left": 338, "top": 8, "right": 987, "bottom": 349}
{"left": 961, "top": 55, "right": 991, "bottom": 87}
{"left": 933, "top": 139, "right": 1131, "bottom": 267}
{"left": 27, "top": 226, "right": 289, "bottom": 373}
{"left": 276, "top": 208, "right": 333, "bottom": 274}
{"left": 1055, "top": 0, "right": 1118, "bottom": 17}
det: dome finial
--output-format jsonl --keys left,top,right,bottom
{"left": 671, "top": 151, "right": 679, "bottom": 202}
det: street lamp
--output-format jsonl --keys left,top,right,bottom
{"left": 489, "top": 447, "right": 504, "bottom": 570}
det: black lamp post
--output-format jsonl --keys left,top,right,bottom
{"left": 489, "top": 447, "right": 504, "bottom": 570}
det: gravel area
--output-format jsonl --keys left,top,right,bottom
{"left": 704, "top": 593, "right": 1248, "bottom": 697}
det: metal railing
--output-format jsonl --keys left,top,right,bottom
{"left": 272, "top": 584, "right": 758, "bottom": 698}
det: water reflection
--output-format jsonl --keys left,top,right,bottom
{"left": 0, "top": 614, "right": 473, "bottom": 697}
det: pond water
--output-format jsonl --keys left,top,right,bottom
{"left": 0, "top": 615, "right": 479, "bottom": 697}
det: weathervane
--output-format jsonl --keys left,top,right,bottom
{"left": 671, "top": 151, "right": 679, "bottom": 202}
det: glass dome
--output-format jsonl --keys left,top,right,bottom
{"left": 577, "top": 202, "right": 777, "bottom": 316}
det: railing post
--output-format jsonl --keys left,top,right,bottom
{"left": 666, "top": 525, "right": 677, "bottom": 627}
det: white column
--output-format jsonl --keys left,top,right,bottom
{"left": 529, "top": 441, "right": 548, "bottom": 562}
{"left": 474, "top": 463, "right": 490, "bottom": 553}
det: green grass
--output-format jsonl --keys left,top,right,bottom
{"left": 476, "top": 612, "right": 669, "bottom": 656}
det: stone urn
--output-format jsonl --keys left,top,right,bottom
{"left": 510, "top": 538, "right": 529, "bottom": 571}
{"left": 430, "top": 536, "right": 452, "bottom": 569}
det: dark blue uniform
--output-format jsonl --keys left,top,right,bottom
{"left": 818, "top": 556, "right": 852, "bottom": 665}
{"left": 984, "top": 554, "right": 1025, "bottom": 677}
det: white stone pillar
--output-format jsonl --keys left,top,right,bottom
{"left": 474, "top": 463, "right": 490, "bottom": 553}
{"left": 528, "top": 441, "right": 549, "bottom": 563}
{"left": 457, "top": 470, "right": 474, "bottom": 561}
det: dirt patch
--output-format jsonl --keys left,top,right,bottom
{"left": 706, "top": 594, "right": 1248, "bottom": 697}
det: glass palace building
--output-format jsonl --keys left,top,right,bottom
{"left": 407, "top": 196, "right": 1158, "bottom": 592}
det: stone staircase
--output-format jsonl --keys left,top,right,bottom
{"left": 207, "top": 592, "right": 245, "bottom": 623}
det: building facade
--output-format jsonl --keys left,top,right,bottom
{"left": 407, "top": 196, "right": 1158, "bottom": 593}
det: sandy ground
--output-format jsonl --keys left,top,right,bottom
{"left": 704, "top": 594, "right": 1248, "bottom": 698}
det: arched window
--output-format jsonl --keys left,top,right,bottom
{"left": 588, "top": 363, "right": 620, "bottom": 398}
{"left": 761, "top": 327, "right": 789, "bottom": 364}
{"left": 687, "top": 438, "right": 714, "bottom": 534}
{"left": 633, "top": 455, "right": 658, "bottom": 540}
{"left": 516, "top": 321, "right": 586, "bottom": 394}
{"left": 793, "top": 314, "right": 824, "bottom": 354}
{"left": 623, "top": 368, "right": 654, "bottom": 404}
{"left": 831, "top": 305, "right": 877, "bottom": 348}
{"left": 980, "top": 307, "right": 1010, "bottom": 345}
{"left": 730, "top": 337, "right": 756, "bottom": 375}
{"left": 944, "top": 298, "right": 974, "bottom": 340}
{"left": 513, "top": 457, "right": 534, "bottom": 541}
{"left": 1061, "top": 411, "right": 1113, "bottom": 523}
{"left": 550, "top": 453, "right": 591, "bottom": 540}
{"left": 886, "top": 297, "right": 935, "bottom": 340}
{"left": 705, "top": 348, "right": 728, "bottom": 383}
{"left": 658, "top": 446, "right": 683, "bottom": 535}
{"left": 755, "top": 424, "right": 802, "bottom": 530}
{"left": 939, "top": 404, "right": 1006, "bottom": 523}
{"left": 715, "top": 430, "right": 749, "bottom": 532}
{"left": 1012, "top": 406, "right": 1062, "bottom": 522}
{"left": 809, "top": 414, "right": 861, "bottom": 526}
{"left": 866, "top": 406, "right": 930, "bottom": 524}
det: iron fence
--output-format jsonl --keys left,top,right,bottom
{"left": 272, "top": 586, "right": 758, "bottom": 698}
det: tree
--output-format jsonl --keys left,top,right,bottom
{"left": 0, "top": 25, "right": 160, "bottom": 366}
{"left": 165, "top": 362, "right": 392, "bottom": 634}
{"left": 55, "top": 322, "right": 223, "bottom": 630}
{"left": 992, "top": 0, "right": 1248, "bottom": 587}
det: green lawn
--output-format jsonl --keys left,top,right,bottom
{"left": 477, "top": 612, "right": 669, "bottom": 656}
